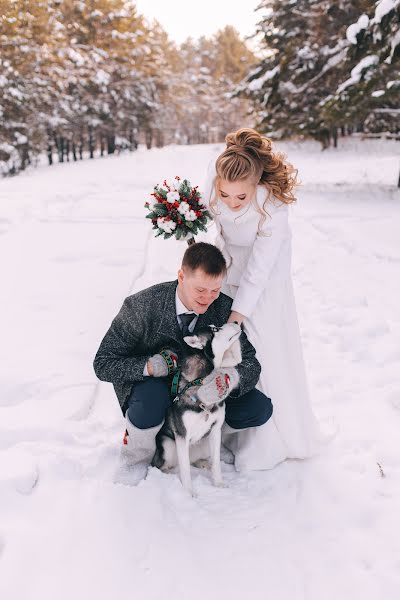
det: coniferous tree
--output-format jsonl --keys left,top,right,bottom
{"left": 323, "top": 0, "right": 400, "bottom": 137}
{"left": 238, "top": 0, "right": 398, "bottom": 147}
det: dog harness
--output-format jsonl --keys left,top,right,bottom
{"left": 170, "top": 370, "right": 212, "bottom": 420}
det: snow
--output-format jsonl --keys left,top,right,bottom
{"left": 14, "top": 133, "right": 28, "bottom": 145}
{"left": 386, "top": 28, "right": 400, "bottom": 63}
{"left": 248, "top": 65, "right": 280, "bottom": 91}
{"left": 337, "top": 54, "right": 379, "bottom": 93}
{"left": 346, "top": 14, "right": 369, "bottom": 44}
{"left": 65, "top": 48, "right": 86, "bottom": 67}
{"left": 372, "top": 0, "right": 400, "bottom": 24}
{"left": 0, "top": 138, "right": 399, "bottom": 599}
{"left": 93, "top": 69, "right": 110, "bottom": 86}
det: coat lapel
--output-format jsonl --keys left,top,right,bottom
{"left": 156, "top": 280, "right": 182, "bottom": 344}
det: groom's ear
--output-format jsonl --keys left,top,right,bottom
{"left": 177, "top": 268, "right": 184, "bottom": 284}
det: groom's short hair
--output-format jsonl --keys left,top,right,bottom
{"left": 182, "top": 242, "right": 226, "bottom": 277}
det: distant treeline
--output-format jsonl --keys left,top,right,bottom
{"left": 0, "top": 0, "right": 255, "bottom": 175}
{"left": 0, "top": 0, "right": 398, "bottom": 177}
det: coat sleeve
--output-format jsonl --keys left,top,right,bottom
{"left": 202, "top": 157, "right": 232, "bottom": 268}
{"left": 230, "top": 328, "right": 261, "bottom": 397}
{"left": 93, "top": 296, "right": 150, "bottom": 386}
{"left": 231, "top": 200, "right": 291, "bottom": 318}
{"left": 217, "top": 296, "right": 261, "bottom": 397}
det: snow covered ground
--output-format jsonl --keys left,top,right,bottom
{"left": 0, "top": 138, "right": 399, "bottom": 599}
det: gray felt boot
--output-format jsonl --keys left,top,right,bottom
{"left": 122, "top": 413, "right": 163, "bottom": 465}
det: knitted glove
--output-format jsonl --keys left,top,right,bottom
{"left": 196, "top": 367, "right": 240, "bottom": 407}
{"left": 148, "top": 349, "right": 178, "bottom": 377}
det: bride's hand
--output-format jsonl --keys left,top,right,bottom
{"left": 227, "top": 310, "right": 245, "bottom": 326}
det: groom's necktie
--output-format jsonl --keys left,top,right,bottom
{"left": 179, "top": 312, "right": 196, "bottom": 337}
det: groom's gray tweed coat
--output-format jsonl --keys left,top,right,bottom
{"left": 93, "top": 280, "right": 261, "bottom": 414}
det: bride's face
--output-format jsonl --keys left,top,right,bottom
{"left": 217, "top": 178, "right": 257, "bottom": 212}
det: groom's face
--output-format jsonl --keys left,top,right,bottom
{"left": 177, "top": 267, "right": 223, "bottom": 314}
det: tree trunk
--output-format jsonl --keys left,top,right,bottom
{"left": 107, "top": 134, "right": 115, "bottom": 154}
{"left": 59, "top": 137, "right": 64, "bottom": 163}
{"left": 54, "top": 133, "right": 62, "bottom": 162}
{"left": 20, "top": 146, "right": 29, "bottom": 170}
{"left": 129, "top": 130, "right": 138, "bottom": 151}
{"left": 155, "top": 129, "right": 164, "bottom": 148}
{"left": 47, "top": 136, "right": 53, "bottom": 166}
{"left": 72, "top": 142, "right": 77, "bottom": 162}
{"left": 332, "top": 127, "right": 338, "bottom": 148}
{"left": 316, "top": 129, "right": 330, "bottom": 150}
{"left": 79, "top": 137, "right": 84, "bottom": 160}
{"left": 88, "top": 127, "right": 95, "bottom": 159}
{"left": 100, "top": 137, "right": 105, "bottom": 156}
{"left": 65, "top": 139, "right": 70, "bottom": 162}
{"left": 145, "top": 128, "right": 153, "bottom": 149}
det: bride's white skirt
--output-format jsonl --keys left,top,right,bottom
{"left": 222, "top": 276, "right": 327, "bottom": 471}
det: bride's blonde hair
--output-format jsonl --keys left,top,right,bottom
{"left": 209, "top": 128, "right": 299, "bottom": 234}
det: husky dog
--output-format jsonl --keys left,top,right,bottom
{"left": 152, "top": 322, "right": 242, "bottom": 495}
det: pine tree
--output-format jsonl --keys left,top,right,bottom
{"left": 323, "top": 0, "right": 400, "bottom": 138}
{"left": 238, "top": 0, "right": 396, "bottom": 147}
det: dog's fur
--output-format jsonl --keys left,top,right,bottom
{"left": 152, "top": 322, "right": 242, "bottom": 495}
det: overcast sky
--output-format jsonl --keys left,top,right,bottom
{"left": 134, "top": 0, "right": 263, "bottom": 45}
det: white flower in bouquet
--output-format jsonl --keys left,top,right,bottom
{"left": 166, "top": 191, "right": 180, "bottom": 203}
{"left": 178, "top": 201, "right": 190, "bottom": 215}
{"left": 185, "top": 209, "right": 197, "bottom": 221}
{"left": 157, "top": 217, "right": 176, "bottom": 234}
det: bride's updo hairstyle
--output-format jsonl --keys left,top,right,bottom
{"left": 211, "top": 128, "right": 298, "bottom": 234}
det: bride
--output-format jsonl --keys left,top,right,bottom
{"left": 202, "top": 127, "right": 324, "bottom": 470}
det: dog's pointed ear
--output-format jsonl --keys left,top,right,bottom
{"left": 183, "top": 335, "right": 205, "bottom": 349}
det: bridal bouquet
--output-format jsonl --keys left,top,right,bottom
{"left": 145, "top": 176, "right": 212, "bottom": 243}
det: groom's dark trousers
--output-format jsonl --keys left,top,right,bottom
{"left": 126, "top": 378, "right": 272, "bottom": 430}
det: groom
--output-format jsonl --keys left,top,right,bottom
{"left": 93, "top": 242, "right": 273, "bottom": 464}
